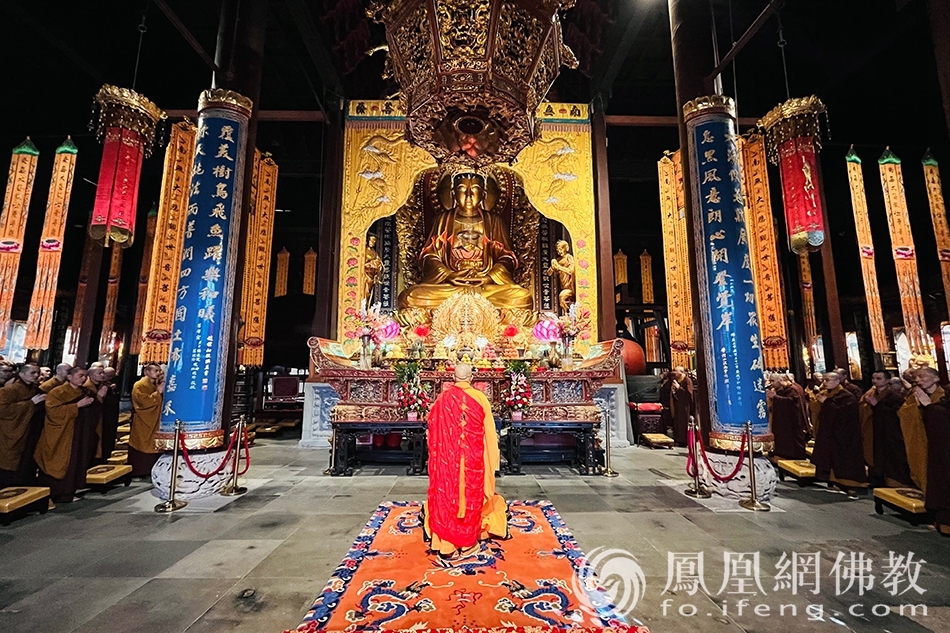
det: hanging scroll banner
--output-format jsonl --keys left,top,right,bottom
{"left": 88, "top": 85, "right": 165, "bottom": 247}
{"left": 879, "top": 148, "right": 929, "bottom": 358}
{"left": 760, "top": 96, "right": 827, "bottom": 254}
{"left": 275, "top": 247, "right": 290, "bottom": 297}
{"left": 673, "top": 151, "right": 695, "bottom": 359}
{"left": 240, "top": 154, "right": 278, "bottom": 368}
{"left": 303, "top": 248, "right": 317, "bottom": 296}
{"left": 640, "top": 250, "right": 660, "bottom": 362}
{"left": 141, "top": 121, "right": 196, "bottom": 365}
{"left": 0, "top": 138, "right": 40, "bottom": 348}
{"left": 684, "top": 95, "right": 771, "bottom": 451}
{"left": 845, "top": 148, "right": 889, "bottom": 356}
{"left": 922, "top": 151, "right": 950, "bottom": 324}
{"left": 799, "top": 252, "right": 819, "bottom": 371}
{"left": 99, "top": 247, "right": 123, "bottom": 358}
{"left": 157, "top": 89, "right": 253, "bottom": 450}
{"left": 658, "top": 153, "right": 692, "bottom": 368}
{"left": 739, "top": 134, "right": 789, "bottom": 371}
{"left": 129, "top": 208, "right": 157, "bottom": 357}
{"left": 25, "top": 138, "right": 77, "bottom": 351}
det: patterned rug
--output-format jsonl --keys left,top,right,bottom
{"left": 285, "top": 500, "right": 648, "bottom": 633}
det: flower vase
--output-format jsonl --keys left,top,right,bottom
{"left": 407, "top": 411, "right": 418, "bottom": 422}
{"left": 547, "top": 345, "right": 561, "bottom": 369}
{"left": 560, "top": 336, "right": 574, "bottom": 370}
{"left": 511, "top": 410, "right": 523, "bottom": 421}
{"left": 359, "top": 335, "right": 373, "bottom": 370}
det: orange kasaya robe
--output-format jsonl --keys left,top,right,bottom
{"left": 34, "top": 382, "right": 84, "bottom": 480}
{"left": 0, "top": 380, "right": 38, "bottom": 471}
{"left": 423, "top": 381, "right": 508, "bottom": 556}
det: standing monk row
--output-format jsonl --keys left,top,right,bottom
{"left": 128, "top": 363, "right": 165, "bottom": 477}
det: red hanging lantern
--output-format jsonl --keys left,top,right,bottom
{"left": 89, "top": 85, "right": 165, "bottom": 247}
{"left": 760, "top": 96, "right": 827, "bottom": 254}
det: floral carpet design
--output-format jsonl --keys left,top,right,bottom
{"left": 285, "top": 500, "right": 648, "bottom": 633}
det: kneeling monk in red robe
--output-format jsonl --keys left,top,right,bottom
{"left": 423, "top": 363, "right": 508, "bottom": 557}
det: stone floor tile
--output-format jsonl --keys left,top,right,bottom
{"left": 72, "top": 540, "right": 207, "bottom": 578}
{"left": 183, "top": 577, "right": 323, "bottom": 633}
{"left": 158, "top": 539, "right": 283, "bottom": 579}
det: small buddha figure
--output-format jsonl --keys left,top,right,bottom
{"left": 363, "top": 235, "right": 384, "bottom": 307}
{"left": 398, "top": 172, "right": 533, "bottom": 311}
{"left": 546, "top": 239, "right": 575, "bottom": 314}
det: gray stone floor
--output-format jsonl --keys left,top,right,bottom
{"left": 1, "top": 438, "right": 949, "bottom": 633}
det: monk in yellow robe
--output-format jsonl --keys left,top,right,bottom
{"left": 423, "top": 363, "right": 508, "bottom": 557}
{"left": 0, "top": 364, "right": 45, "bottom": 487}
{"left": 898, "top": 366, "right": 943, "bottom": 495}
{"left": 128, "top": 363, "right": 165, "bottom": 477}
{"left": 34, "top": 367, "right": 97, "bottom": 503}
{"left": 40, "top": 363, "right": 70, "bottom": 394}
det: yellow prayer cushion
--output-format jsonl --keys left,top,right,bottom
{"left": 117, "top": 423, "right": 131, "bottom": 434}
{"left": 277, "top": 420, "right": 300, "bottom": 428}
{"left": 777, "top": 459, "right": 816, "bottom": 479}
{"left": 107, "top": 450, "right": 128, "bottom": 465}
{"left": 0, "top": 487, "right": 50, "bottom": 513}
{"left": 642, "top": 433, "right": 674, "bottom": 447}
{"left": 873, "top": 487, "right": 926, "bottom": 514}
{"left": 86, "top": 464, "right": 132, "bottom": 484}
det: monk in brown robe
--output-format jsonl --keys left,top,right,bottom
{"left": 767, "top": 373, "right": 810, "bottom": 459}
{"left": 40, "top": 363, "right": 71, "bottom": 394}
{"left": 811, "top": 371, "right": 866, "bottom": 497}
{"left": 0, "top": 364, "right": 45, "bottom": 487}
{"left": 82, "top": 363, "right": 108, "bottom": 471}
{"left": 0, "top": 361, "right": 14, "bottom": 387}
{"left": 918, "top": 376, "right": 950, "bottom": 536}
{"left": 861, "top": 370, "right": 912, "bottom": 488}
{"left": 128, "top": 363, "right": 165, "bottom": 477}
{"left": 34, "top": 367, "right": 98, "bottom": 503}
{"left": 898, "top": 367, "right": 943, "bottom": 495}
{"left": 660, "top": 367, "right": 694, "bottom": 446}
{"left": 836, "top": 368, "right": 863, "bottom": 399}
{"left": 97, "top": 366, "right": 121, "bottom": 464}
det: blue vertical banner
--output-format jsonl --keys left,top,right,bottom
{"left": 157, "top": 89, "right": 253, "bottom": 450}
{"left": 684, "top": 95, "right": 771, "bottom": 448}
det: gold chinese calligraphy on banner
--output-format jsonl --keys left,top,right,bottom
{"left": 140, "top": 121, "right": 196, "bottom": 364}
{"left": 879, "top": 148, "right": 929, "bottom": 356}
{"left": 612, "top": 249, "right": 628, "bottom": 287}
{"left": 799, "top": 252, "right": 819, "bottom": 368}
{"left": 922, "top": 151, "right": 950, "bottom": 324}
{"left": 275, "top": 247, "right": 289, "bottom": 297}
{"left": 129, "top": 209, "right": 157, "bottom": 356}
{"left": 0, "top": 139, "right": 39, "bottom": 348}
{"left": 845, "top": 147, "right": 889, "bottom": 355}
{"left": 739, "top": 134, "right": 789, "bottom": 370}
{"left": 640, "top": 249, "right": 660, "bottom": 362}
{"left": 303, "top": 248, "right": 317, "bottom": 295}
{"left": 659, "top": 152, "right": 692, "bottom": 368}
{"left": 25, "top": 138, "right": 77, "bottom": 351}
{"left": 239, "top": 153, "right": 278, "bottom": 367}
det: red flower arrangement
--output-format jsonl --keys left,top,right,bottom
{"left": 413, "top": 324, "right": 431, "bottom": 340}
{"left": 503, "top": 324, "right": 519, "bottom": 338}
{"left": 502, "top": 362, "right": 532, "bottom": 413}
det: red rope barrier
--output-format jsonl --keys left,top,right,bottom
{"left": 238, "top": 425, "right": 251, "bottom": 476}
{"left": 686, "top": 425, "right": 748, "bottom": 482}
{"left": 178, "top": 426, "right": 238, "bottom": 479}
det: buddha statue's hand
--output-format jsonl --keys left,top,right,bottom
{"left": 448, "top": 270, "right": 486, "bottom": 287}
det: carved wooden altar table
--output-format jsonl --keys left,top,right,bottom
{"left": 307, "top": 338, "right": 623, "bottom": 476}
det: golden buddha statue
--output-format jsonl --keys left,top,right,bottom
{"left": 397, "top": 171, "right": 533, "bottom": 311}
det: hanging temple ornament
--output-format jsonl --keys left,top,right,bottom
{"left": 88, "top": 84, "right": 166, "bottom": 247}
{"left": 367, "top": 0, "right": 578, "bottom": 166}
{"left": 759, "top": 95, "right": 827, "bottom": 255}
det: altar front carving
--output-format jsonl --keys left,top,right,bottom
{"left": 335, "top": 100, "right": 598, "bottom": 355}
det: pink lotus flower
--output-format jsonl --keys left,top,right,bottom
{"left": 346, "top": 276, "right": 358, "bottom": 286}
{"left": 576, "top": 239, "right": 586, "bottom": 248}
{"left": 350, "top": 237, "right": 360, "bottom": 246}
{"left": 533, "top": 320, "right": 560, "bottom": 342}
{"left": 578, "top": 259, "right": 589, "bottom": 269}
{"left": 347, "top": 257, "right": 358, "bottom": 267}
{"left": 379, "top": 319, "right": 401, "bottom": 341}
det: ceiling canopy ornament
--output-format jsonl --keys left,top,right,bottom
{"left": 368, "top": 0, "right": 578, "bottom": 166}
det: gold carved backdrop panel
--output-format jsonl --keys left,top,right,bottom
{"left": 510, "top": 113, "right": 597, "bottom": 352}
{"left": 337, "top": 115, "right": 436, "bottom": 351}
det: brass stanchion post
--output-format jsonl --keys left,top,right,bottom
{"left": 323, "top": 426, "right": 337, "bottom": 476}
{"left": 602, "top": 417, "right": 619, "bottom": 477}
{"left": 220, "top": 415, "right": 248, "bottom": 496}
{"left": 739, "top": 421, "right": 770, "bottom": 512}
{"left": 685, "top": 416, "right": 711, "bottom": 498}
{"left": 155, "top": 420, "right": 188, "bottom": 513}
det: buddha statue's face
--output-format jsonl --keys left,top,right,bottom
{"left": 454, "top": 175, "right": 484, "bottom": 216}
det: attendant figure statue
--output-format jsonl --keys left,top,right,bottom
{"left": 362, "top": 235, "right": 384, "bottom": 308}
{"left": 422, "top": 363, "right": 508, "bottom": 557}
{"left": 398, "top": 171, "right": 533, "bottom": 311}
{"left": 546, "top": 239, "right": 575, "bottom": 314}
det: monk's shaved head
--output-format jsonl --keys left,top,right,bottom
{"left": 454, "top": 363, "right": 473, "bottom": 383}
